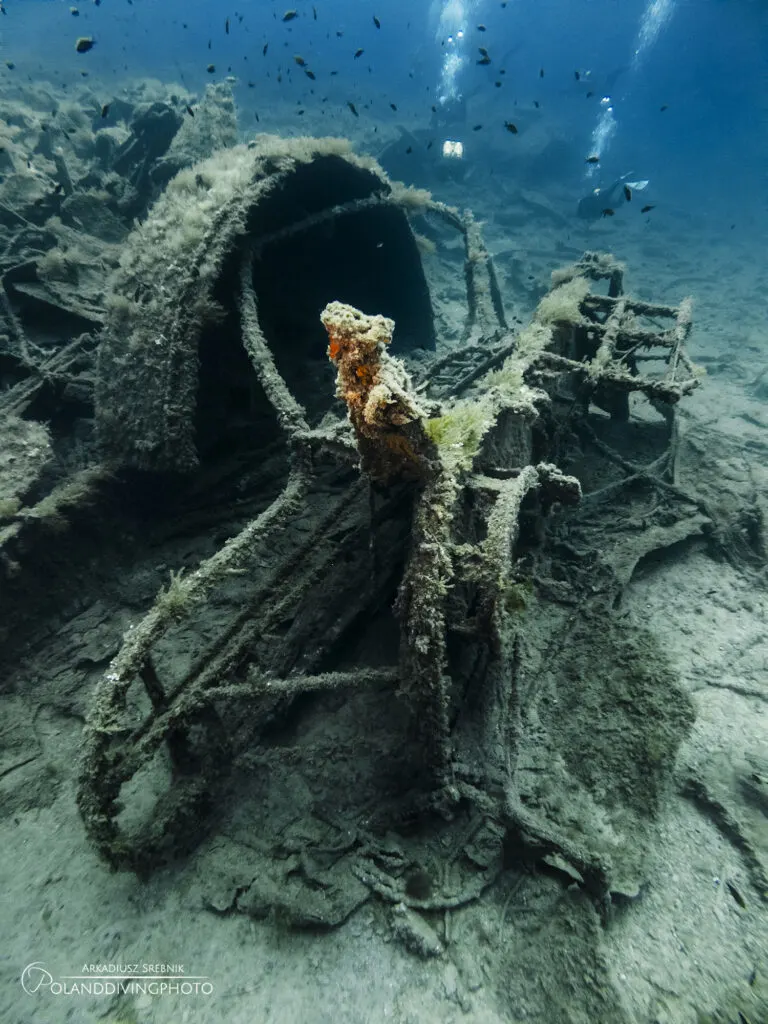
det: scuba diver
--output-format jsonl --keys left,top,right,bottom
{"left": 429, "top": 0, "right": 471, "bottom": 163}
{"left": 431, "top": 94, "right": 468, "bottom": 160}
{"left": 577, "top": 173, "right": 650, "bottom": 219}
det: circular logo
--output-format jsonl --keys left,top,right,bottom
{"left": 21, "top": 963, "right": 53, "bottom": 995}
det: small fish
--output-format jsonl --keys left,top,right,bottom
{"left": 623, "top": 184, "right": 632, "bottom": 201}
{"left": 533, "top": 100, "right": 539, "bottom": 108}
{"left": 282, "top": 10, "right": 298, "bottom": 22}
{"left": 75, "top": 36, "right": 95, "bottom": 52}
{"left": 601, "top": 208, "right": 615, "bottom": 217}
{"left": 405, "top": 146, "right": 412, "bottom": 153}
{"left": 389, "top": 102, "right": 397, "bottom": 111}
{"left": 373, "top": 15, "right": 380, "bottom": 28}
{"left": 427, "top": 140, "right": 434, "bottom": 149}
{"left": 477, "top": 24, "right": 486, "bottom": 31}
{"left": 185, "top": 104, "right": 195, "bottom": 117}
{"left": 574, "top": 70, "right": 580, "bottom": 80}
{"left": 539, "top": 68, "right": 544, "bottom": 77}
{"left": 336, "top": 30, "right": 343, "bottom": 37}
{"left": 660, "top": 104, "right": 668, "bottom": 112}
{"left": 504, "top": 121, "right": 518, "bottom": 133}
{"left": 70, "top": 6, "right": 80, "bottom": 15}
{"left": 294, "top": 54, "right": 307, "bottom": 66}
{"left": 640, "top": 204, "right": 655, "bottom": 213}
{"left": 263, "top": 43, "right": 269, "bottom": 56}
{"left": 313, "top": 5, "right": 317, "bottom": 19}
{"left": 477, "top": 56, "right": 491, "bottom": 66}
{"left": 5, "top": 60, "right": 14, "bottom": 69}
{"left": 478, "top": 46, "right": 489, "bottom": 57}
{"left": 207, "top": 63, "right": 216, "bottom": 73}
{"left": 305, "top": 68, "right": 315, "bottom": 80}
{"left": 585, "top": 154, "right": 600, "bottom": 164}
{"left": 254, "top": 111, "right": 259, "bottom": 121}
{"left": 494, "top": 81, "right": 501, "bottom": 87}
{"left": 354, "top": 48, "right": 364, "bottom": 58}
{"left": 347, "top": 101, "right": 358, "bottom": 116}
{"left": 225, "top": 17, "right": 230, "bottom": 34}
{"left": 100, "top": 103, "right": 110, "bottom": 118}
{"left": 586, "top": 91, "right": 594, "bottom": 98}
{"left": 472, "top": 124, "right": 483, "bottom": 131}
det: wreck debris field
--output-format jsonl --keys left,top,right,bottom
{"left": 0, "top": 2, "right": 767, "bottom": 1023}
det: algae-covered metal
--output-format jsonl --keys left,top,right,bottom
{"left": 96, "top": 137, "right": 443, "bottom": 472}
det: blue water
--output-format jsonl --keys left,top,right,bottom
{"left": 2, "top": 0, "right": 766, "bottom": 240}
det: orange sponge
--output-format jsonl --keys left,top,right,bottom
{"left": 321, "top": 301, "right": 432, "bottom": 481}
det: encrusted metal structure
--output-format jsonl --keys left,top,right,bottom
{"left": 75, "top": 141, "right": 702, "bottom": 920}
